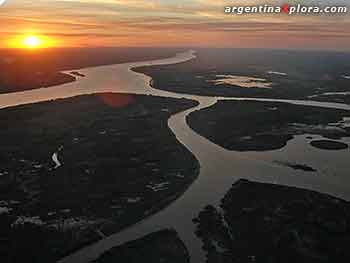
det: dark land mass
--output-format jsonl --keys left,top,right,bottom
{"left": 94, "top": 229, "right": 190, "bottom": 263}
{"left": 310, "top": 140, "right": 349, "bottom": 150}
{"left": 193, "top": 179, "right": 350, "bottom": 263}
{"left": 0, "top": 47, "right": 183, "bottom": 94}
{"left": 134, "top": 48, "right": 350, "bottom": 103}
{"left": 187, "top": 100, "right": 350, "bottom": 151}
{"left": 0, "top": 93, "right": 198, "bottom": 263}
{"left": 274, "top": 161, "right": 317, "bottom": 172}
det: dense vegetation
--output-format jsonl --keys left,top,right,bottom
{"left": 193, "top": 179, "right": 350, "bottom": 263}
{"left": 187, "top": 100, "right": 350, "bottom": 151}
{"left": 0, "top": 93, "right": 198, "bottom": 262}
{"left": 135, "top": 48, "right": 350, "bottom": 103}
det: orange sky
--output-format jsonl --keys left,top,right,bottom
{"left": 1, "top": 0, "right": 350, "bottom": 50}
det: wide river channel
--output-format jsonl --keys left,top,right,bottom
{"left": 0, "top": 51, "right": 349, "bottom": 263}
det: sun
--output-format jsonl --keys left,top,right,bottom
{"left": 23, "top": 35, "right": 42, "bottom": 48}
{"left": 7, "top": 34, "right": 59, "bottom": 49}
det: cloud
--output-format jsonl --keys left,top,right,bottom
{"left": 0, "top": 0, "right": 349, "bottom": 49}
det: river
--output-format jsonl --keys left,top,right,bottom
{"left": 0, "top": 50, "right": 349, "bottom": 263}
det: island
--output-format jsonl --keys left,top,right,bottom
{"left": 187, "top": 100, "right": 350, "bottom": 151}
{"left": 193, "top": 179, "right": 350, "bottom": 263}
{"left": 274, "top": 161, "right": 317, "bottom": 172}
{"left": 310, "top": 140, "right": 349, "bottom": 150}
{"left": 69, "top": 71, "right": 85, "bottom": 77}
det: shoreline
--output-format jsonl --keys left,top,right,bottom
{"left": 59, "top": 164, "right": 200, "bottom": 261}
{"left": 0, "top": 48, "right": 185, "bottom": 95}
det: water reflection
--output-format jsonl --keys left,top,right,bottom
{"left": 208, "top": 75, "right": 272, "bottom": 89}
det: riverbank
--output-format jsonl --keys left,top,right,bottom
{"left": 0, "top": 93, "right": 199, "bottom": 262}
{"left": 0, "top": 48, "right": 184, "bottom": 94}
{"left": 133, "top": 49, "right": 350, "bottom": 104}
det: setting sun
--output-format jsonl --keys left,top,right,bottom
{"left": 7, "top": 34, "right": 57, "bottom": 49}
{"left": 23, "top": 36, "right": 42, "bottom": 48}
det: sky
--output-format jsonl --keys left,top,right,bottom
{"left": 0, "top": 0, "right": 350, "bottom": 49}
